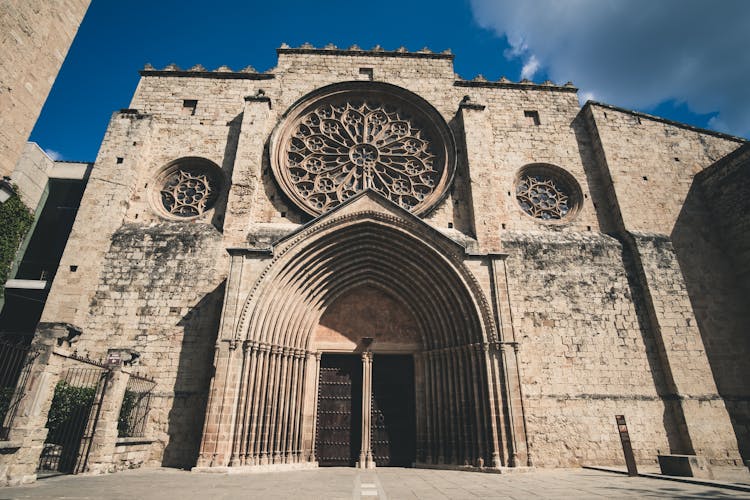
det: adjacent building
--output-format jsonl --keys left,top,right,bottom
{"left": 0, "top": 0, "right": 91, "bottom": 178}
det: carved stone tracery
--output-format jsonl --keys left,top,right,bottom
{"left": 161, "top": 169, "right": 215, "bottom": 217}
{"left": 272, "top": 83, "right": 456, "bottom": 216}
{"left": 516, "top": 174, "right": 570, "bottom": 220}
{"left": 514, "top": 164, "right": 582, "bottom": 222}
{"left": 152, "top": 158, "right": 222, "bottom": 219}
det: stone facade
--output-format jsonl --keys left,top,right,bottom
{"left": 0, "top": 0, "right": 91, "bottom": 178}
{"left": 5, "top": 45, "right": 748, "bottom": 481}
{"left": 671, "top": 143, "right": 750, "bottom": 462}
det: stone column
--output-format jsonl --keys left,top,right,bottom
{"left": 230, "top": 341, "right": 252, "bottom": 466}
{"left": 358, "top": 351, "right": 374, "bottom": 469}
{"left": 85, "top": 366, "right": 131, "bottom": 474}
{"left": 481, "top": 343, "right": 503, "bottom": 468}
{"left": 488, "top": 255, "right": 530, "bottom": 467}
{"left": 237, "top": 341, "right": 258, "bottom": 465}
{"left": 248, "top": 345, "right": 271, "bottom": 465}
{"left": 304, "top": 352, "right": 321, "bottom": 462}
{"left": 0, "top": 323, "right": 74, "bottom": 486}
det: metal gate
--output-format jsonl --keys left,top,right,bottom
{"left": 0, "top": 336, "right": 37, "bottom": 440}
{"left": 371, "top": 355, "right": 416, "bottom": 467}
{"left": 37, "top": 360, "right": 110, "bottom": 475}
{"left": 315, "top": 354, "right": 362, "bottom": 466}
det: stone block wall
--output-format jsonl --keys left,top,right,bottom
{"left": 128, "top": 53, "right": 597, "bottom": 251}
{"left": 110, "top": 439, "right": 152, "bottom": 471}
{"left": 630, "top": 234, "right": 741, "bottom": 464}
{"left": 695, "top": 144, "right": 750, "bottom": 291}
{"left": 671, "top": 144, "right": 750, "bottom": 462}
{"left": 582, "top": 101, "right": 747, "bottom": 464}
{"left": 459, "top": 83, "right": 600, "bottom": 251}
{"left": 502, "top": 231, "right": 674, "bottom": 466}
{"left": 0, "top": 0, "right": 90, "bottom": 178}
{"left": 42, "top": 111, "right": 154, "bottom": 326}
{"left": 11, "top": 143, "right": 54, "bottom": 211}
{"left": 77, "top": 224, "right": 226, "bottom": 468}
{"left": 31, "top": 47, "right": 747, "bottom": 474}
{"left": 582, "top": 102, "right": 743, "bottom": 235}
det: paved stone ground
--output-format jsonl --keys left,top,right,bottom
{"left": 2, "top": 467, "right": 749, "bottom": 499}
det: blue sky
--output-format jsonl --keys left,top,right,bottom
{"left": 31, "top": 0, "right": 749, "bottom": 162}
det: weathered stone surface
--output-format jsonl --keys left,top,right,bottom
{"left": 10, "top": 46, "right": 745, "bottom": 482}
{"left": 0, "top": 0, "right": 90, "bottom": 178}
{"left": 658, "top": 454, "right": 713, "bottom": 479}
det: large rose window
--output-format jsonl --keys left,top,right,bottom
{"left": 271, "top": 83, "right": 456, "bottom": 216}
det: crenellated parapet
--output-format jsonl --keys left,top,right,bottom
{"left": 139, "top": 62, "right": 274, "bottom": 79}
{"left": 277, "top": 42, "right": 454, "bottom": 59}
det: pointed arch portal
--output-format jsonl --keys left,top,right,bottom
{"left": 197, "top": 196, "right": 516, "bottom": 470}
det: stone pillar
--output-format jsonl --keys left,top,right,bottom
{"left": 195, "top": 339, "right": 240, "bottom": 468}
{"left": 628, "top": 234, "right": 743, "bottom": 465}
{"left": 229, "top": 340, "right": 252, "bottom": 466}
{"left": 358, "top": 351, "right": 374, "bottom": 469}
{"left": 458, "top": 98, "right": 501, "bottom": 253}
{"left": 85, "top": 367, "right": 130, "bottom": 474}
{"left": 481, "top": 343, "right": 503, "bottom": 468}
{"left": 0, "top": 323, "right": 75, "bottom": 486}
{"left": 488, "top": 255, "right": 530, "bottom": 467}
{"left": 224, "top": 93, "right": 273, "bottom": 246}
{"left": 303, "top": 352, "right": 321, "bottom": 462}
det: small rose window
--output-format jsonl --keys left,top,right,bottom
{"left": 153, "top": 158, "right": 222, "bottom": 219}
{"left": 515, "top": 164, "right": 582, "bottom": 221}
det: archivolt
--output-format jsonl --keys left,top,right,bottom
{"left": 236, "top": 211, "right": 496, "bottom": 350}
{"left": 222, "top": 211, "right": 505, "bottom": 468}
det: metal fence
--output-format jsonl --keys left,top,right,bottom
{"left": 0, "top": 336, "right": 37, "bottom": 440}
{"left": 38, "top": 358, "right": 110, "bottom": 475}
{"left": 118, "top": 373, "right": 155, "bottom": 438}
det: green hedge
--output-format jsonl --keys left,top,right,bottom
{"left": 0, "top": 386, "right": 13, "bottom": 424}
{"left": 46, "top": 381, "right": 96, "bottom": 442}
{"left": 118, "top": 390, "right": 138, "bottom": 437}
{"left": 0, "top": 189, "right": 33, "bottom": 295}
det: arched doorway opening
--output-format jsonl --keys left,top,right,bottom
{"left": 313, "top": 285, "right": 420, "bottom": 467}
{"left": 197, "top": 202, "right": 511, "bottom": 470}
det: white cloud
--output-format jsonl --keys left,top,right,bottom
{"left": 580, "top": 91, "right": 596, "bottom": 104}
{"left": 520, "top": 54, "right": 540, "bottom": 80}
{"left": 44, "top": 149, "right": 63, "bottom": 161}
{"left": 470, "top": 0, "right": 750, "bottom": 138}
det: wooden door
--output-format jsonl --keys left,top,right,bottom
{"left": 315, "top": 354, "right": 361, "bottom": 466}
{"left": 371, "top": 355, "right": 416, "bottom": 466}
